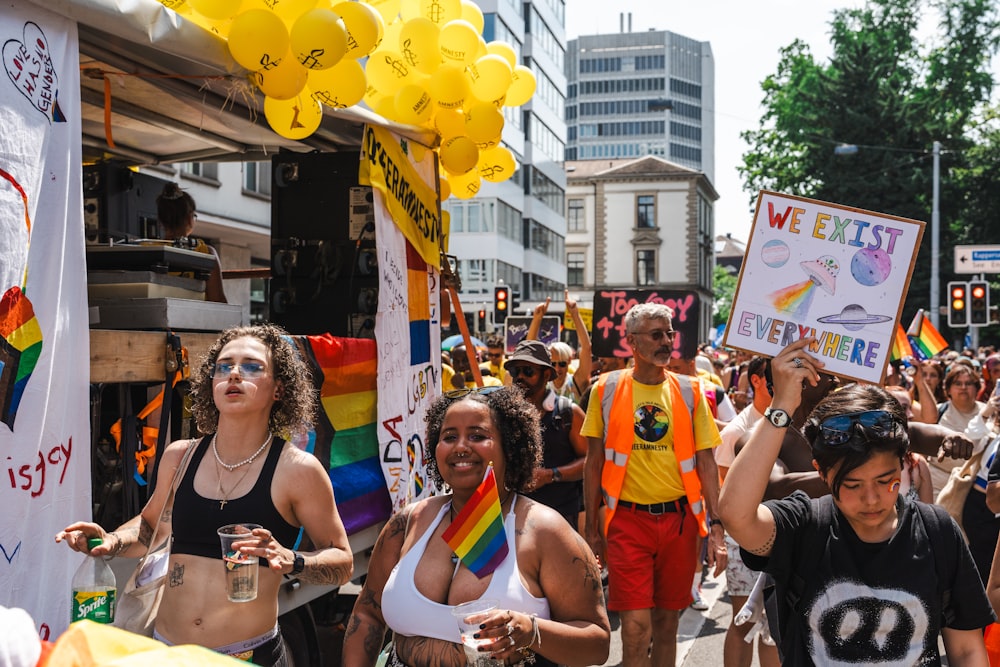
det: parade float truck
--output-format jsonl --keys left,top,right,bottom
{"left": 10, "top": 1, "right": 454, "bottom": 663}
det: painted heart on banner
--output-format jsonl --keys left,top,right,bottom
{"left": 0, "top": 285, "right": 42, "bottom": 430}
{"left": 3, "top": 21, "right": 66, "bottom": 122}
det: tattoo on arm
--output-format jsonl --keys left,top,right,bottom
{"left": 138, "top": 518, "right": 153, "bottom": 547}
{"left": 168, "top": 563, "right": 184, "bottom": 587}
{"left": 297, "top": 561, "right": 350, "bottom": 585}
{"left": 162, "top": 508, "right": 172, "bottom": 523}
{"left": 746, "top": 523, "right": 777, "bottom": 556}
{"left": 571, "top": 536, "right": 602, "bottom": 593}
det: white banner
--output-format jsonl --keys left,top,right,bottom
{"left": 373, "top": 132, "right": 442, "bottom": 512}
{"left": 0, "top": 6, "right": 90, "bottom": 638}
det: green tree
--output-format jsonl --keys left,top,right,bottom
{"left": 740, "top": 0, "right": 1000, "bottom": 335}
{"left": 713, "top": 264, "right": 738, "bottom": 328}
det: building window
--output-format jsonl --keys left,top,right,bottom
{"left": 637, "top": 195, "right": 655, "bottom": 228}
{"left": 179, "top": 162, "right": 218, "bottom": 181}
{"left": 636, "top": 249, "right": 656, "bottom": 285}
{"left": 567, "top": 252, "right": 584, "bottom": 286}
{"left": 243, "top": 161, "right": 272, "bottom": 196}
{"left": 568, "top": 198, "right": 585, "bottom": 232}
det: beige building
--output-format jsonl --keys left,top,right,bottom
{"left": 565, "top": 156, "right": 718, "bottom": 343}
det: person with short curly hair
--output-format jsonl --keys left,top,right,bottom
{"left": 58, "top": 324, "right": 352, "bottom": 665}
{"left": 344, "top": 386, "right": 610, "bottom": 667}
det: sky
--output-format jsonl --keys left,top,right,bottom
{"left": 564, "top": 1, "right": 873, "bottom": 243}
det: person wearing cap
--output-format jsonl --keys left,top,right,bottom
{"left": 581, "top": 303, "right": 725, "bottom": 667}
{"left": 507, "top": 339, "right": 588, "bottom": 527}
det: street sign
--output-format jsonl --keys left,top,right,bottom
{"left": 955, "top": 245, "right": 1000, "bottom": 274}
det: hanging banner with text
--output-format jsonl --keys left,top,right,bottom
{"left": 591, "top": 290, "right": 700, "bottom": 359}
{"left": 723, "top": 190, "right": 924, "bottom": 384}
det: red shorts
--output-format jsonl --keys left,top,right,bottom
{"left": 605, "top": 503, "right": 699, "bottom": 611}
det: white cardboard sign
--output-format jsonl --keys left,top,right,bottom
{"left": 724, "top": 191, "right": 925, "bottom": 384}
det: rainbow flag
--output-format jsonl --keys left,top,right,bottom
{"left": 906, "top": 309, "right": 949, "bottom": 361}
{"left": 297, "top": 334, "right": 392, "bottom": 535}
{"left": 889, "top": 324, "right": 912, "bottom": 362}
{"left": 0, "top": 286, "right": 42, "bottom": 429}
{"left": 441, "top": 465, "right": 508, "bottom": 578}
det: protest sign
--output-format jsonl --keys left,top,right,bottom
{"left": 505, "top": 315, "right": 560, "bottom": 353}
{"left": 724, "top": 190, "right": 924, "bottom": 384}
{"left": 591, "top": 289, "right": 700, "bottom": 359}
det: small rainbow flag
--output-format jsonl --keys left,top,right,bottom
{"left": 906, "top": 309, "right": 949, "bottom": 361}
{"left": 441, "top": 465, "right": 508, "bottom": 579}
{"left": 890, "top": 324, "right": 912, "bottom": 362}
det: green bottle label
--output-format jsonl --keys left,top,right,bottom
{"left": 72, "top": 589, "right": 116, "bottom": 623}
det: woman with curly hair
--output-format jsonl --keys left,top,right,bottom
{"left": 58, "top": 324, "right": 352, "bottom": 665}
{"left": 343, "top": 386, "right": 610, "bottom": 667}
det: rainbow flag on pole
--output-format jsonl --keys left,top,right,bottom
{"left": 906, "top": 309, "right": 949, "bottom": 361}
{"left": 889, "top": 324, "right": 912, "bottom": 362}
{"left": 441, "top": 465, "right": 508, "bottom": 578}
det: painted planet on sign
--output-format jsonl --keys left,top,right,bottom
{"left": 816, "top": 304, "right": 892, "bottom": 332}
{"left": 850, "top": 247, "right": 892, "bottom": 286}
{"left": 761, "top": 239, "right": 790, "bottom": 268}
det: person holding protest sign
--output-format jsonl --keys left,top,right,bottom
{"left": 720, "top": 338, "right": 993, "bottom": 666}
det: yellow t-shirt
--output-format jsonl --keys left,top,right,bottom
{"left": 581, "top": 377, "right": 721, "bottom": 503}
{"left": 441, "top": 364, "right": 503, "bottom": 391}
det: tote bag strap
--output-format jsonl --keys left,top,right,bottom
{"left": 136, "top": 435, "right": 203, "bottom": 561}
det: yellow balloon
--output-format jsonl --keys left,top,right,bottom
{"left": 252, "top": 51, "right": 309, "bottom": 99}
{"left": 229, "top": 9, "right": 289, "bottom": 71}
{"left": 363, "top": 83, "right": 385, "bottom": 108}
{"left": 464, "top": 102, "right": 504, "bottom": 145}
{"left": 366, "top": 50, "right": 417, "bottom": 95}
{"left": 364, "top": 0, "right": 402, "bottom": 24}
{"left": 399, "top": 17, "right": 441, "bottom": 74}
{"left": 440, "top": 135, "right": 479, "bottom": 175}
{"left": 485, "top": 40, "right": 516, "bottom": 70}
{"left": 264, "top": 91, "right": 323, "bottom": 139}
{"left": 418, "top": 0, "right": 460, "bottom": 24}
{"left": 439, "top": 174, "right": 452, "bottom": 200}
{"left": 459, "top": 0, "right": 483, "bottom": 33}
{"left": 334, "top": 1, "right": 385, "bottom": 58}
{"left": 372, "top": 94, "right": 398, "bottom": 120}
{"left": 468, "top": 54, "right": 512, "bottom": 103}
{"left": 380, "top": 18, "right": 405, "bottom": 56}
{"left": 427, "top": 63, "right": 468, "bottom": 110}
{"left": 189, "top": 0, "right": 242, "bottom": 20}
{"left": 290, "top": 8, "right": 347, "bottom": 70}
{"left": 438, "top": 19, "right": 479, "bottom": 66}
{"left": 188, "top": 13, "right": 233, "bottom": 38}
{"left": 433, "top": 107, "right": 465, "bottom": 139}
{"left": 309, "top": 58, "right": 366, "bottom": 108}
{"left": 478, "top": 146, "right": 516, "bottom": 183}
{"left": 506, "top": 64, "right": 536, "bottom": 106}
{"left": 394, "top": 83, "right": 434, "bottom": 124}
{"left": 449, "top": 169, "right": 481, "bottom": 199}
{"left": 159, "top": 0, "right": 192, "bottom": 15}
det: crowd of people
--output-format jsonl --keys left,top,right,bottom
{"left": 33, "top": 297, "right": 1000, "bottom": 666}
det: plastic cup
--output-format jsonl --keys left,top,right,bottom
{"left": 218, "top": 523, "right": 261, "bottom": 603}
{"left": 450, "top": 598, "right": 502, "bottom": 666}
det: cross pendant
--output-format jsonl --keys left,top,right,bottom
{"left": 219, "top": 499, "right": 227, "bottom": 510}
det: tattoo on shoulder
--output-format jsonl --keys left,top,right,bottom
{"left": 571, "top": 540, "right": 602, "bottom": 593}
{"left": 138, "top": 518, "right": 153, "bottom": 547}
{"left": 746, "top": 524, "right": 777, "bottom": 556}
{"left": 358, "top": 586, "right": 381, "bottom": 612}
{"left": 168, "top": 563, "right": 184, "bottom": 587}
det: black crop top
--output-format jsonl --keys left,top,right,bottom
{"left": 171, "top": 434, "right": 301, "bottom": 559}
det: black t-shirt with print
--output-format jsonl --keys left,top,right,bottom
{"left": 742, "top": 491, "right": 994, "bottom": 666}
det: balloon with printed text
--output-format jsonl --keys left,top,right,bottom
{"left": 439, "top": 135, "right": 479, "bottom": 175}
{"left": 439, "top": 19, "right": 480, "bottom": 66}
{"left": 468, "top": 54, "right": 512, "bottom": 102}
{"left": 309, "top": 59, "right": 367, "bottom": 108}
{"left": 399, "top": 17, "right": 442, "bottom": 74}
{"left": 290, "top": 8, "right": 348, "bottom": 70}
{"left": 478, "top": 146, "right": 515, "bottom": 183}
{"left": 334, "top": 1, "right": 384, "bottom": 59}
{"left": 252, "top": 51, "right": 309, "bottom": 100}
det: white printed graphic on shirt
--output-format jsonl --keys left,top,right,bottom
{"left": 806, "top": 581, "right": 929, "bottom": 666}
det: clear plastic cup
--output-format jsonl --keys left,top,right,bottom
{"left": 217, "top": 523, "right": 261, "bottom": 603}
{"left": 450, "top": 598, "right": 502, "bottom": 666}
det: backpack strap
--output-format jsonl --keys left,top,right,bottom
{"left": 937, "top": 402, "right": 948, "bottom": 422}
{"left": 912, "top": 502, "right": 957, "bottom": 625}
{"left": 551, "top": 395, "right": 573, "bottom": 431}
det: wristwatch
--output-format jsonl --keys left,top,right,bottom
{"left": 291, "top": 552, "right": 305, "bottom": 575}
{"left": 764, "top": 407, "right": 792, "bottom": 428}
{"left": 551, "top": 467, "right": 562, "bottom": 482}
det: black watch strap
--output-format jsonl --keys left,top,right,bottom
{"left": 291, "top": 552, "right": 305, "bottom": 575}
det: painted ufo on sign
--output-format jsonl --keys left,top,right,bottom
{"left": 800, "top": 255, "right": 840, "bottom": 295}
{"left": 816, "top": 304, "right": 892, "bottom": 331}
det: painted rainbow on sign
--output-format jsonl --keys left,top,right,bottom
{"left": 0, "top": 286, "right": 41, "bottom": 429}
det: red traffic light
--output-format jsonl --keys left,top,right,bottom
{"left": 952, "top": 285, "right": 967, "bottom": 299}
{"left": 972, "top": 285, "right": 986, "bottom": 299}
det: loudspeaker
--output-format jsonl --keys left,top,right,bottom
{"left": 83, "top": 161, "right": 169, "bottom": 244}
{"left": 269, "top": 151, "right": 378, "bottom": 337}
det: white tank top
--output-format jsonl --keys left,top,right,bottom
{"left": 381, "top": 495, "right": 551, "bottom": 643}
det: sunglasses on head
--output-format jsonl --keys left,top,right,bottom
{"left": 444, "top": 386, "right": 503, "bottom": 400}
{"left": 812, "top": 410, "right": 900, "bottom": 446}
{"left": 507, "top": 365, "right": 539, "bottom": 378}
{"left": 213, "top": 361, "right": 267, "bottom": 379}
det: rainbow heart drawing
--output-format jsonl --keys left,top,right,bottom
{"left": 0, "top": 286, "right": 42, "bottom": 429}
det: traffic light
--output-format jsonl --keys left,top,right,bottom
{"left": 478, "top": 308, "right": 487, "bottom": 329}
{"left": 948, "top": 281, "right": 968, "bottom": 327}
{"left": 494, "top": 286, "right": 510, "bottom": 323}
{"left": 970, "top": 280, "right": 990, "bottom": 325}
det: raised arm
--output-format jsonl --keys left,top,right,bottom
{"left": 527, "top": 297, "right": 552, "bottom": 340}
{"left": 719, "top": 338, "right": 822, "bottom": 557}
{"left": 566, "top": 291, "right": 592, "bottom": 391}
{"left": 910, "top": 358, "right": 940, "bottom": 424}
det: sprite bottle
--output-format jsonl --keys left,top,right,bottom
{"left": 71, "top": 537, "right": 116, "bottom": 623}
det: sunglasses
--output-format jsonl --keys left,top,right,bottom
{"left": 812, "top": 410, "right": 900, "bottom": 446}
{"left": 213, "top": 361, "right": 267, "bottom": 379}
{"left": 553, "top": 361, "right": 569, "bottom": 368}
{"left": 507, "top": 365, "right": 539, "bottom": 378}
{"left": 632, "top": 329, "right": 677, "bottom": 342}
{"left": 444, "top": 386, "right": 503, "bottom": 400}
{"left": 487, "top": 352, "right": 504, "bottom": 359}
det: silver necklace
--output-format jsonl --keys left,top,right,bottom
{"left": 212, "top": 433, "right": 273, "bottom": 472}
